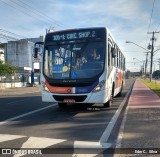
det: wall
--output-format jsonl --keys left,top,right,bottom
{"left": 6, "top": 40, "right": 33, "bottom": 68}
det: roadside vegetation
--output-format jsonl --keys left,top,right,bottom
{"left": 141, "top": 78, "right": 160, "bottom": 97}
{"left": 0, "top": 60, "right": 16, "bottom": 78}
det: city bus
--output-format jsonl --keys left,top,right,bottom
{"left": 36, "top": 27, "right": 125, "bottom": 108}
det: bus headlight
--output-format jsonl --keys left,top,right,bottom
{"left": 41, "top": 81, "right": 50, "bottom": 92}
{"left": 93, "top": 80, "right": 105, "bottom": 92}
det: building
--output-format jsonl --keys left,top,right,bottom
{"left": 5, "top": 36, "right": 43, "bottom": 68}
{"left": 4, "top": 36, "right": 43, "bottom": 85}
{"left": 0, "top": 43, "right": 6, "bottom": 62}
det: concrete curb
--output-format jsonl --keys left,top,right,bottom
{"left": 0, "top": 86, "right": 41, "bottom": 96}
{"left": 113, "top": 80, "right": 135, "bottom": 156}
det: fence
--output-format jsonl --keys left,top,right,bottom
{"left": 0, "top": 73, "right": 40, "bottom": 89}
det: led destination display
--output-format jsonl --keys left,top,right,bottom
{"left": 45, "top": 28, "right": 105, "bottom": 42}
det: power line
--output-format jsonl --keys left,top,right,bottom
{"left": 145, "top": 0, "right": 156, "bottom": 49}
{"left": 0, "top": 34, "right": 18, "bottom": 41}
{"left": 16, "top": 0, "right": 66, "bottom": 27}
{"left": 0, "top": 0, "right": 36, "bottom": 20}
{"left": 0, "top": 1, "right": 46, "bottom": 37}
{"left": 147, "top": 31, "right": 159, "bottom": 81}
{"left": 1, "top": 0, "right": 66, "bottom": 28}
{"left": 0, "top": 28, "right": 29, "bottom": 43}
{"left": 0, "top": 29, "right": 27, "bottom": 39}
{"left": 147, "top": 0, "right": 156, "bottom": 32}
{"left": 0, "top": 1, "right": 35, "bottom": 38}
{"left": 9, "top": 0, "right": 53, "bottom": 24}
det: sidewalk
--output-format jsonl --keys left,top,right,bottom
{"left": 0, "top": 85, "right": 41, "bottom": 96}
{"left": 117, "top": 79, "right": 160, "bottom": 156}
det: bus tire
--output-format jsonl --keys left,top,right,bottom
{"left": 58, "top": 103, "right": 67, "bottom": 108}
{"left": 104, "top": 84, "right": 114, "bottom": 108}
{"left": 104, "top": 100, "right": 112, "bottom": 108}
{"left": 117, "top": 82, "right": 123, "bottom": 97}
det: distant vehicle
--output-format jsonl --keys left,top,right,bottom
{"left": 35, "top": 27, "right": 125, "bottom": 108}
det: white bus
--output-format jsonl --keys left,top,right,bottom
{"left": 36, "top": 27, "right": 125, "bottom": 108}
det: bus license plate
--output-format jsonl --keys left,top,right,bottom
{"left": 64, "top": 99, "right": 75, "bottom": 103}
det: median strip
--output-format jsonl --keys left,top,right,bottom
{"left": 99, "top": 81, "right": 134, "bottom": 144}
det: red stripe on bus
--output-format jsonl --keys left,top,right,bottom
{"left": 45, "top": 81, "right": 73, "bottom": 94}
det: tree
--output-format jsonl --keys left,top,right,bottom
{"left": 152, "top": 70, "right": 160, "bottom": 78}
{"left": 0, "top": 60, "right": 16, "bottom": 77}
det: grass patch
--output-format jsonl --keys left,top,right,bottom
{"left": 141, "top": 79, "right": 160, "bottom": 97}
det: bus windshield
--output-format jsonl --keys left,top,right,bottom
{"left": 43, "top": 42, "right": 105, "bottom": 80}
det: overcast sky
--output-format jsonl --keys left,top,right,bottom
{"left": 0, "top": 0, "right": 160, "bottom": 72}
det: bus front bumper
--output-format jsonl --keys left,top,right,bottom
{"left": 42, "top": 90, "right": 109, "bottom": 104}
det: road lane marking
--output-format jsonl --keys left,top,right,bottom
{"left": 0, "top": 134, "right": 26, "bottom": 143}
{"left": 13, "top": 136, "right": 66, "bottom": 157}
{"left": 74, "top": 140, "right": 111, "bottom": 148}
{"left": 99, "top": 86, "right": 132, "bottom": 144}
{"left": 73, "top": 141, "right": 112, "bottom": 157}
{"left": 20, "top": 137, "right": 66, "bottom": 148}
{"left": 0, "top": 103, "right": 57, "bottom": 125}
{"left": 0, "top": 133, "right": 112, "bottom": 157}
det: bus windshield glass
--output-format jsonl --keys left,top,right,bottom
{"left": 43, "top": 42, "right": 105, "bottom": 80}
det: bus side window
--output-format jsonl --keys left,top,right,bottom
{"left": 119, "top": 51, "right": 121, "bottom": 69}
{"left": 112, "top": 47, "right": 116, "bottom": 66}
{"left": 108, "top": 44, "right": 110, "bottom": 66}
{"left": 119, "top": 52, "right": 122, "bottom": 69}
{"left": 122, "top": 55, "right": 124, "bottom": 70}
{"left": 117, "top": 50, "right": 119, "bottom": 68}
{"left": 108, "top": 43, "right": 112, "bottom": 67}
{"left": 124, "top": 58, "right": 126, "bottom": 70}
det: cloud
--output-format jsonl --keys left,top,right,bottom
{"left": 1, "top": 0, "right": 160, "bottom": 71}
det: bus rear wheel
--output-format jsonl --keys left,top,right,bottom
{"left": 58, "top": 103, "right": 67, "bottom": 108}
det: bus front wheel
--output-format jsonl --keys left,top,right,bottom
{"left": 104, "top": 84, "right": 114, "bottom": 108}
{"left": 104, "top": 99, "right": 112, "bottom": 108}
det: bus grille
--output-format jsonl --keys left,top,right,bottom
{"left": 53, "top": 95, "right": 87, "bottom": 102}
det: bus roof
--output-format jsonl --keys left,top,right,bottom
{"left": 47, "top": 27, "right": 108, "bottom": 34}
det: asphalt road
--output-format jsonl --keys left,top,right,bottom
{"left": 0, "top": 78, "right": 135, "bottom": 157}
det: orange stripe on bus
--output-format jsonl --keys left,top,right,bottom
{"left": 45, "top": 81, "right": 73, "bottom": 94}
{"left": 118, "top": 71, "right": 123, "bottom": 87}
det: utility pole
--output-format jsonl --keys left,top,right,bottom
{"left": 147, "top": 31, "right": 159, "bottom": 82}
{"left": 144, "top": 52, "right": 149, "bottom": 76}
{"left": 158, "top": 58, "right": 160, "bottom": 71}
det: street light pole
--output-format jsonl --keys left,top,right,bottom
{"left": 126, "top": 40, "right": 160, "bottom": 81}
{"left": 143, "top": 52, "right": 149, "bottom": 76}
{"left": 126, "top": 41, "right": 149, "bottom": 52}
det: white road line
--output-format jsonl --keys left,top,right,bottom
{"left": 74, "top": 141, "right": 111, "bottom": 148}
{"left": 74, "top": 140, "right": 111, "bottom": 148}
{"left": 0, "top": 103, "right": 57, "bottom": 125}
{"left": 0, "top": 134, "right": 26, "bottom": 143}
{"left": 21, "top": 137, "right": 66, "bottom": 148}
{"left": 73, "top": 141, "right": 112, "bottom": 157}
{"left": 99, "top": 88, "right": 131, "bottom": 144}
{"left": 113, "top": 85, "right": 134, "bottom": 157}
{"left": 115, "top": 105, "right": 129, "bottom": 149}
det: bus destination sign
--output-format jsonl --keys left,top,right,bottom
{"left": 47, "top": 28, "right": 105, "bottom": 42}
{"left": 52, "top": 31, "right": 96, "bottom": 41}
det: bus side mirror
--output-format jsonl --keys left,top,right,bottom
{"left": 111, "top": 47, "right": 116, "bottom": 58}
{"left": 33, "top": 42, "right": 44, "bottom": 58}
{"left": 33, "top": 47, "right": 39, "bottom": 58}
